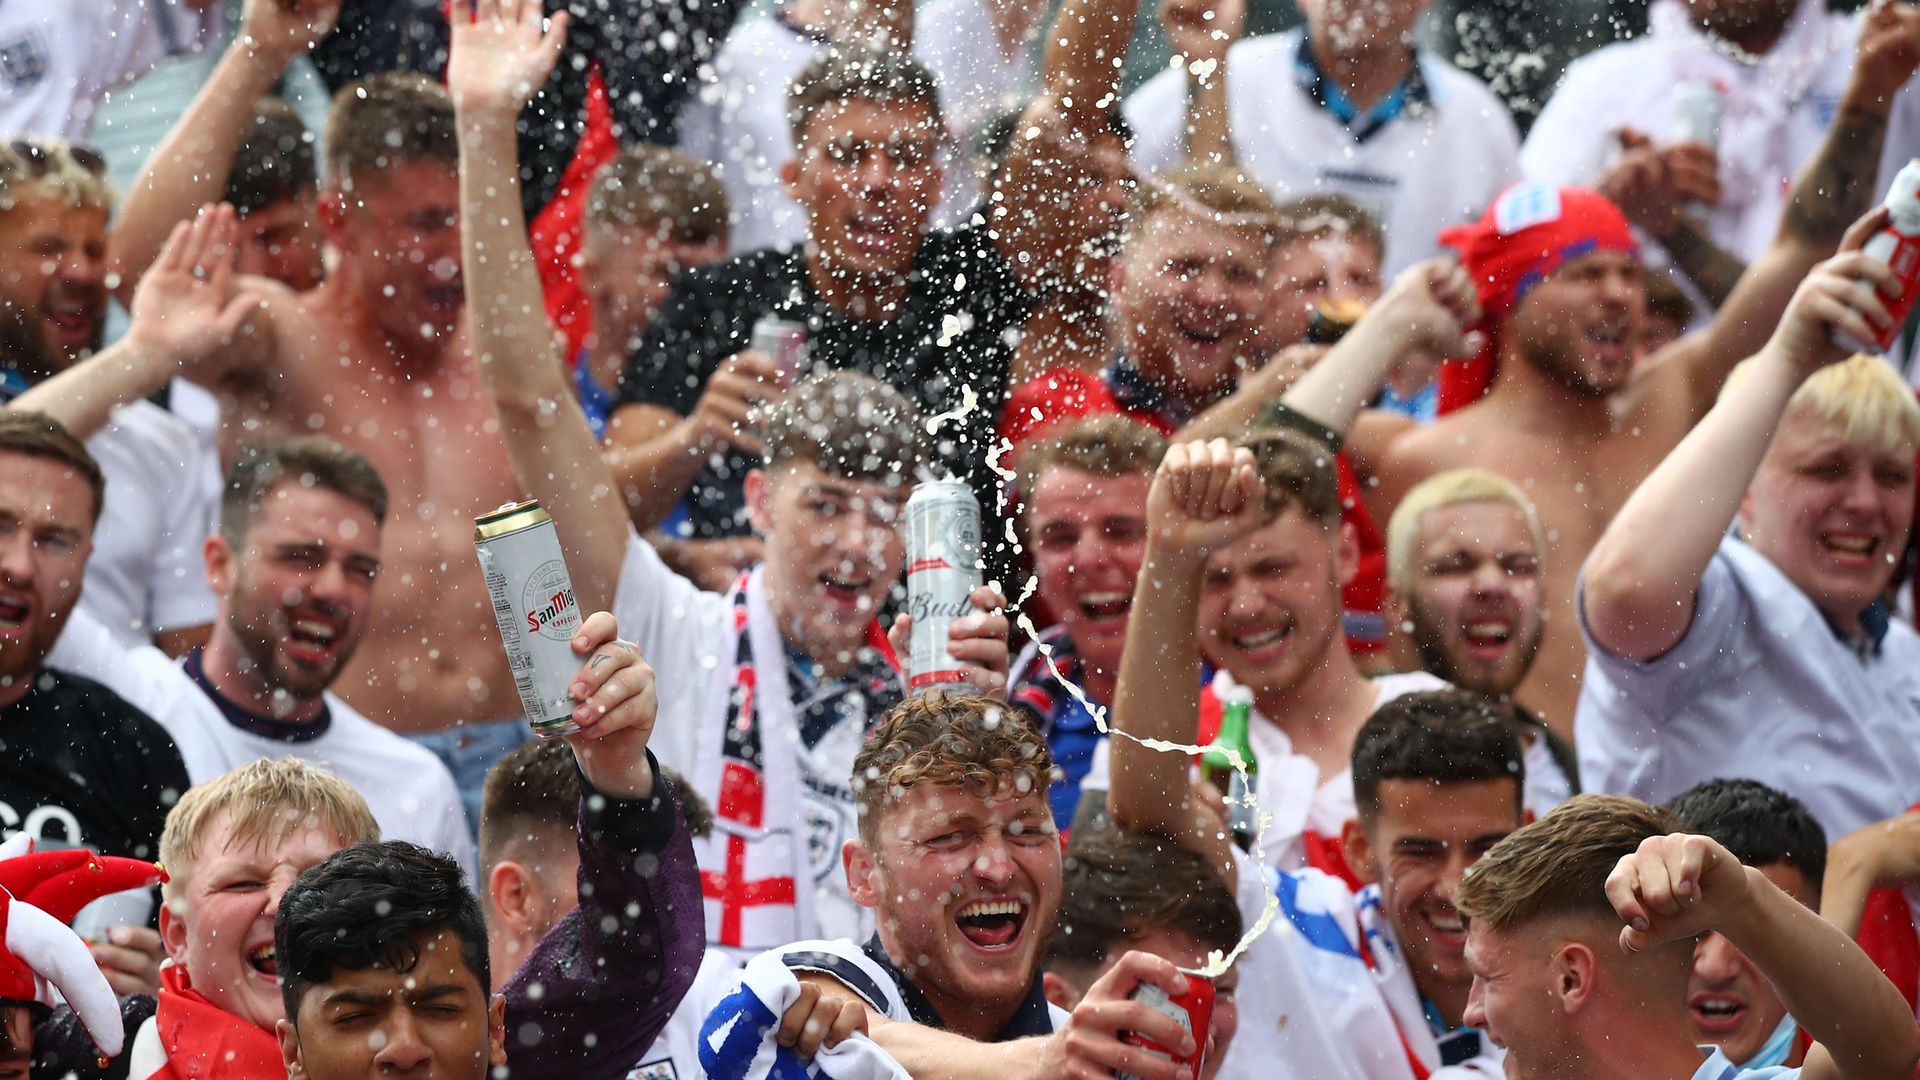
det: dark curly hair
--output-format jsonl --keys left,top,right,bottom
{"left": 276, "top": 841, "right": 489, "bottom": 1022}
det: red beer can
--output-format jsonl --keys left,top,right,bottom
{"left": 1117, "top": 970, "right": 1213, "bottom": 1079}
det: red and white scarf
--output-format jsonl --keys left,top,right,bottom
{"left": 693, "top": 569, "right": 899, "bottom": 954}
{"left": 129, "top": 964, "right": 283, "bottom": 1079}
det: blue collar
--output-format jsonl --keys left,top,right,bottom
{"left": 0, "top": 367, "right": 33, "bottom": 402}
{"left": 184, "top": 647, "right": 332, "bottom": 743}
{"left": 1105, "top": 355, "right": 1193, "bottom": 428}
{"left": 1293, "top": 35, "right": 1430, "bottom": 142}
{"left": 861, "top": 935, "right": 1055, "bottom": 1039}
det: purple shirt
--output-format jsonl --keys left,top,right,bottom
{"left": 504, "top": 754, "right": 707, "bottom": 1077}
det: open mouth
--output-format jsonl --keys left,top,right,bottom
{"left": 1461, "top": 618, "right": 1512, "bottom": 657}
{"left": 247, "top": 942, "right": 279, "bottom": 980}
{"left": 1818, "top": 531, "right": 1880, "bottom": 565}
{"left": 954, "top": 897, "right": 1029, "bottom": 952}
{"left": 818, "top": 572, "right": 873, "bottom": 606}
{"left": 284, "top": 610, "right": 344, "bottom": 663}
{"left": 1424, "top": 907, "right": 1466, "bottom": 947}
{"left": 848, "top": 212, "right": 897, "bottom": 254}
{"left": 1688, "top": 993, "right": 1747, "bottom": 1034}
{"left": 1176, "top": 322, "right": 1227, "bottom": 348}
{"left": 0, "top": 593, "right": 28, "bottom": 634}
{"left": 45, "top": 301, "right": 99, "bottom": 343}
{"left": 1225, "top": 616, "right": 1294, "bottom": 661}
{"left": 1075, "top": 591, "right": 1132, "bottom": 622}
{"left": 1586, "top": 322, "right": 1629, "bottom": 348}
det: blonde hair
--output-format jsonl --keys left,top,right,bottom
{"left": 1723, "top": 353, "right": 1920, "bottom": 456}
{"left": 1125, "top": 163, "right": 1280, "bottom": 249}
{"left": 0, "top": 138, "right": 112, "bottom": 214}
{"left": 1454, "top": 794, "right": 1676, "bottom": 932}
{"left": 159, "top": 758, "right": 380, "bottom": 905}
{"left": 1386, "top": 468, "right": 1545, "bottom": 587}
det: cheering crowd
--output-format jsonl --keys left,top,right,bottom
{"left": 4, "top": 0, "right": 1920, "bottom": 1076}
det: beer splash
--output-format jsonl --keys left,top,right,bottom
{"left": 1012, "top": 608, "right": 1278, "bottom": 978}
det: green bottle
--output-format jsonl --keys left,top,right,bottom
{"left": 1200, "top": 685, "right": 1259, "bottom": 850}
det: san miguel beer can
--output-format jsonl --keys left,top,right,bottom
{"left": 904, "top": 479, "right": 982, "bottom": 691}
{"left": 1118, "top": 972, "right": 1215, "bottom": 1080}
{"left": 474, "top": 500, "right": 583, "bottom": 738}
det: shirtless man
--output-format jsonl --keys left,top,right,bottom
{"left": 1248, "top": 5, "right": 1920, "bottom": 735}
{"left": 139, "top": 72, "right": 537, "bottom": 816}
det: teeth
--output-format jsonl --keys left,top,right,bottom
{"left": 958, "top": 899, "right": 1023, "bottom": 919}
{"left": 1823, "top": 534, "right": 1875, "bottom": 554}
{"left": 1080, "top": 592, "right": 1129, "bottom": 605}
{"left": 1234, "top": 627, "right": 1285, "bottom": 649}
{"left": 292, "top": 619, "right": 335, "bottom": 642}
{"left": 1694, "top": 998, "right": 1741, "bottom": 1016}
{"left": 1464, "top": 620, "right": 1510, "bottom": 641}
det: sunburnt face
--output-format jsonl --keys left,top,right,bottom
{"left": 238, "top": 196, "right": 325, "bottom": 292}
{"left": 1196, "top": 508, "right": 1350, "bottom": 697}
{"left": 750, "top": 461, "right": 907, "bottom": 662}
{"left": 162, "top": 815, "right": 351, "bottom": 1034}
{"left": 852, "top": 778, "right": 1061, "bottom": 1021}
{"left": 1687, "top": 863, "right": 1814, "bottom": 1064}
{"left": 1261, "top": 232, "right": 1383, "bottom": 351}
{"left": 211, "top": 484, "right": 382, "bottom": 703}
{"left": 1509, "top": 250, "right": 1644, "bottom": 400}
{"left": 1461, "top": 922, "right": 1581, "bottom": 1079}
{"left": 1740, "top": 408, "right": 1915, "bottom": 630}
{"left": 1025, "top": 467, "right": 1152, "bottom": 680}
{"left": 1398, "top": 500, "right": 1545, "bottom": 697}
{"left": 0, "top": 191, "right": 108, "bottom": 376}
{"left": 0, "top": 453, "right": 94, "bottom": 693}
{"left": 330, "top": 161, "right": 464, "bottom": 346}
{"left": 784, "top": 98, "right": 943, "bottom": 282}
{"left": 1113, "top": 210, "right": 1272, "bottom": 412}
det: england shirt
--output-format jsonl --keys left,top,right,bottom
{"left": 1576, "top": 535, "right": 1920, "bottom": 839}
{"left": 1121, "top": 30, "right": 1522, "bottom": 274}
{"left": 0, "top": 0, "right": 217, "bottom": 141}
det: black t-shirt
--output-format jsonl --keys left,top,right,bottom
{"left": 0, "top": 669, "right": 190, "bottom": 862}
{"left": 614, "top": 217, "right": 1039, "bottom": 541}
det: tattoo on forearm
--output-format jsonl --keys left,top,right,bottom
{"left": 1658, "top": 220, "right": 1747, "bottom": 307}
{"left": 1784, "top": 105, "right": 1890, "bottom": 245}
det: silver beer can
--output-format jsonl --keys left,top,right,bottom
{"left": 474, "top": 500, "right": 583, "bottom": 738}
{"left": 751, "top": 315, "right": 810, "bottom": 387}
{"left": 905, "top": 479, "right": 982, "bottom": 691}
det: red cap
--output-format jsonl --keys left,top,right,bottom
{"left": 1437, "top": 185, "right": 1639, "bottom": 413}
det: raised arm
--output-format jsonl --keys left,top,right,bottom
{"left": 12, "top": 207, "right": 257, "bottom": 438}
{"left": 1643, "top": 0, "right": 1920, "bottom": 421}
{"left": 1582, "top": 212, "right": 1895, "bottom": 661}
{"left": 109, "top": 0, "right": 340, "bottom": 294}
{"left": 448, "top": 0, "right": 627, "bottom": 614}
{"left": 991, "top": 0, "right": 1141, "bottom": 289}
{"left": 502, "top": 610, "right": 704, "bottom": 1078}
{"left": 1162, "top": 0, "right": 1243, "bottom": 167}
{"left": 1609, "top": 833, "right": 1920, "bottom": 1080}
{"left": 1107, "top": 439, "right": 1268, "bottom": 873}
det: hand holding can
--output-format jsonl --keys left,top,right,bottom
{"left": 905, "top": 479, "right": 983, "bottom": 691}
{"left": 475, "top": 500, "right": 585, "bottom": 738}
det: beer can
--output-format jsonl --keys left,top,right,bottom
{"left": 474, "top": 500, "right": 583, "bottom": 738}
{"left": 751, "top": 315, "right": 810, "bottom": 387}
{"left": 1835, "top": 158, "right": 1920, "bottom": 354}
{"left": 904, "top": 479, "right": 982, "bottom": 690}
{"left": 1672, "top": 79, "right": 1723, "bottom": 149}
{"left": 1118, "top": 971, "right": 1214, "bottom": 1080}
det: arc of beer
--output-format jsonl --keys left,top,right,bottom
{"left": 1012, "top": 611, "right": 1277, "bottom": 978}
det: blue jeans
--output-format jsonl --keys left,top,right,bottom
{"left": 407, "top": 717, "right": 533, "bottom": 842}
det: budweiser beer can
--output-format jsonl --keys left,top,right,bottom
{"left": 751, "top": 315, "right": 810, "bottom": 387}
{"left": 904, "top": 479, "right": 982, "bottom": 690}
{"left": 1118, "top": 972, "right": 1214, "bottom": 1080}
{"left": 474, "top": 500, "right": 583, "bottom": 738}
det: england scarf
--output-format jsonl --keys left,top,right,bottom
{"left": 694, "top": 569, "right": 897, "bottom": 953}
{"left": 700, "top": 945, "right": 911, "bottom": 1080}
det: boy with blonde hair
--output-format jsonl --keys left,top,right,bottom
{"left": 135, "top": 758, "right": 382, "bottom": 1077}
{"left": 1580, "top": 217, "right": 1920, "bottom": 839}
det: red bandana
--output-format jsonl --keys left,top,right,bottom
{"left": 1437, "top": 185, "right": 1639, "bottom": 414}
